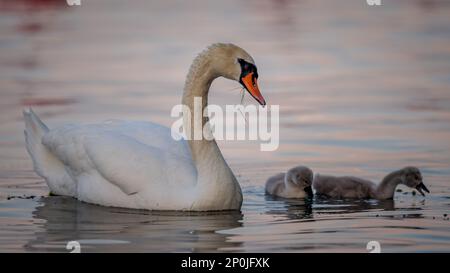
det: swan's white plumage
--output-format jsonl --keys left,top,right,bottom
{"left": 23, "top": 43, "right": 257, "bottom": 211}
{"left": 32, "top": 118, "right": 198, "bottom": 209}
{"left": 24, "top": 109, "right": 77, "bottom": 197}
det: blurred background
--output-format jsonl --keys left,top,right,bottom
{"left": 0, "top": 0, "right": 449, "bottom": 252}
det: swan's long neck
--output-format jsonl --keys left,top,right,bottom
{"left": 181, "top": 50, "right": 242, "bottom": 209}
{"left": 375, "top": 169, "right": 403, "bottom": 199}
{"left": 182, "top": 51, "right": 215, "bottom": 162}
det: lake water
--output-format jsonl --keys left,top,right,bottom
{"left": 0, "top": 0, "right": 449, "bottom": 252}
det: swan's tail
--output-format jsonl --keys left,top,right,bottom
{"left": 23, "top": 109, "right": 76, "bottom": 196}
{"left": 23, "top": 108, "right": 50, "bottom": 178}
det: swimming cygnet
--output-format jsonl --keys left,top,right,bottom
{"left": 265, "top": 166, "right": 314, "bottom": 198}
{"left": 313, "top": 166, "right": 429, "bottom": 200}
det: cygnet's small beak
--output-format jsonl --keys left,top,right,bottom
{"left": 304, "top": 186, "right": 313, "bottom": 198}
{"left": 415, "top": 182, "right": 430, "bottom": 196}
{"left": 240, "top": 72, "right": 266, "bottom": 106}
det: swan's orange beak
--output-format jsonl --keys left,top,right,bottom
{"left": 241, "top": 72, "right": 266, "bottom": 106}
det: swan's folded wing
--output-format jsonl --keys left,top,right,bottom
{"left": 100, "top": 120, "right": 193, "bottom": 160}
{"left": 42, "top": 123, "right": 197, "bottom": 196}
{"left": 83, "top": 133, "right": 196, "bottom": 195}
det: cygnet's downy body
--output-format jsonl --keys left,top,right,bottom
{"left": 313, "top": 167, "right": 429, "bottom": 200}
{"left": 265, "top": 166, "right": 314, "bottom": 199}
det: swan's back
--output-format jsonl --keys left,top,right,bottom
{"left": 313, "top": 174, "right": 375, "bottom": 199}
{"left": 42, "top": 120, "right": 197, "bottom": 188}
{"left": 25, "top": 112, "right": 199, "bottom": 209}
{"left": 44, "top": 120, "right": 192, "bottom": 160}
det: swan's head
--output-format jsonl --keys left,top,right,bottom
{"left": 208, "top": 43, "right": 266, "bottom": 106}
{"left": 286, "top": 166, "right": 314, "bottom": 198}
{"left": 401, "top": 167, "right": 429, "bottom": 196}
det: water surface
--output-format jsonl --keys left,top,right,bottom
{"left": 0, "top": 0, "right": 449, "bottom": 252}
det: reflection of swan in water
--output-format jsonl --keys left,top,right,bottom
{"left": 26, "top": 197, "right": 243, "bottom": 252}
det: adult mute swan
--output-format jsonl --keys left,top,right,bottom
{"left": 23, "top": 43, "right": 266, "bottom": 211}
{"left": 265, "top": 166, "right": 314, "bottom": 199}
{"left": 313, "top": 167, "right": 430, "bottom": 200}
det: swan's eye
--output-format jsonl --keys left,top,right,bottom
{"left": 238, "top": 58, "right": 257, "bottom": 77}
{"left": 238, "top": 59, "right": 249, "bottom": 70}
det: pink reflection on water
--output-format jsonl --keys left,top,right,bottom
{"left": 0, "top": 0, "right": 449, "bottom": 252}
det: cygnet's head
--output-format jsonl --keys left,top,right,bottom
{"left": 286, "top": 166, "right": 314, "bottom": 198}
{"left": 401, "top": 167, "right": 429, "bottom": 196}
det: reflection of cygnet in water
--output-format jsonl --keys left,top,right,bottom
{"left": 265, "top": 166, "right": 314, "bottom": 198}
{"left": 313, "top": 166, "right": 429, "bottom": 200}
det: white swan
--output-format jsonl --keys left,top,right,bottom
{"left": 23, "top": 43, "right": 266, "bottom": 211}
{"left": 265, "top": 166, "right": 314, "bottom": 199}
{"left": 313, "top": 167, "right": 430, "bottom": 200}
